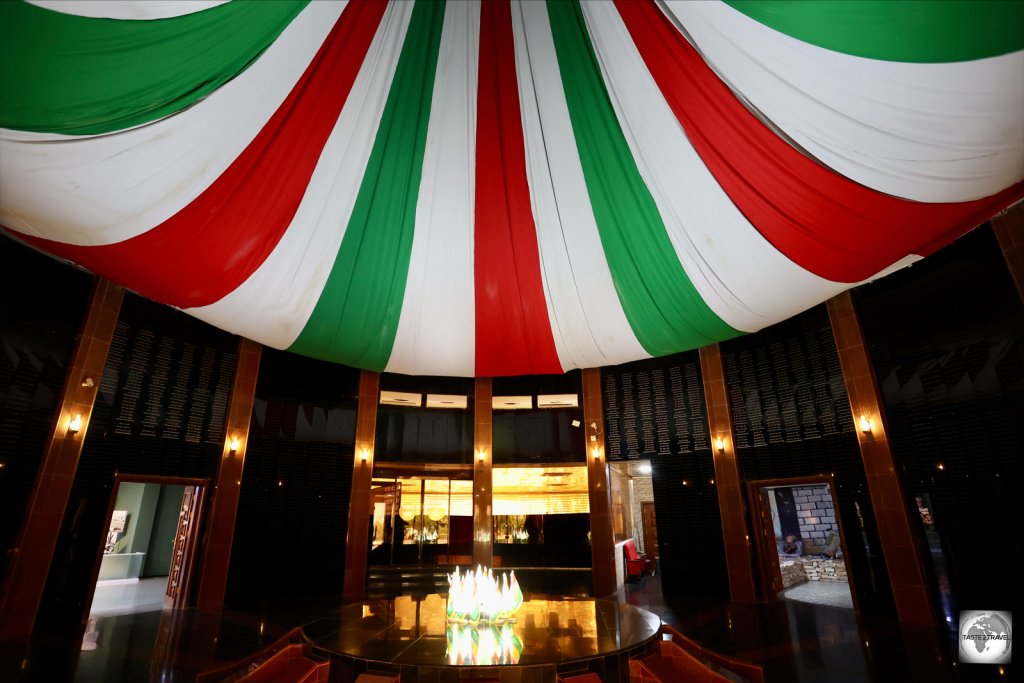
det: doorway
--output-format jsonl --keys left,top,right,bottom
{"left": 369, "top": 466, "right": 474, "bottom": 567}
{"left": 748, "top": 476, "right": 857, "bottom": 611}
{"left": 84, "top": 475, "right": 206, "bottom": 620}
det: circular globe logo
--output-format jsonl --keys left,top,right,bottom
{"left": 959, "top": 610, "right": 1012, "bottom": 664}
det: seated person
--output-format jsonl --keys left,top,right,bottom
{"left": 822, "top": 532, "right": 842, "bottom": 559}
{"left": 781, "top": 534, "right": 800, "bottom": 554}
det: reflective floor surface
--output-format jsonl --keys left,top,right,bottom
{"left": 0, "top": 574, "right": 1013, "bottom": 682}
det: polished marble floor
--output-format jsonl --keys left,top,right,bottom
{"left": 89, "top": 577, "right": 169, "bottom": 616}
{"left": 0, "top": 573, "right": 1012, "bottom": 682}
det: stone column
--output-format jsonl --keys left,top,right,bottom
{"left": 827, "top": 291, "right": 936, "bottom": 626}
{"left": 0, "top": 280, "right": 124, "bottom": 638}
{"left": 343, "top": 371, "right": 380, "bottom": 600}
{"left": 699, "top": 344, "right": 757, "bottom": 603}
{"left": 473, "top": 378, "right": 493, "bottom": 567}
{"left": 196, "top": 338, "right": 261, "bottom": 610}
{"left": 582, "top": 368, "right": 617, "bottom": 597}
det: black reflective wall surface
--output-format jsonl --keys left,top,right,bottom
{"left": 226, "top": 348, "right": 359, "bottom": 607}
{"left": 855, "top": 225, "right": 1024, "bottom": 619}
{"left": 0, "top": 238, "right": 92, "bottom": 582}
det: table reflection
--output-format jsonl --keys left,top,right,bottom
{"left": 446, "top": 621, "right": 524, "bottom": 665}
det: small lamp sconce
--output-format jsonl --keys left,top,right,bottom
{"left": 716, "top": 436, "right": 725, "bottom": 453}
{"left": 229, "top": 436, "right": 240, "bottom": 454}
{"left": 361, "top": 447, "right": 370, "bottom": 463}
{"left": 859, "top": 415, "right": 872, "bottom": 434}
{"left": 68, "top": 414, "right": 82, "bottom": 434}
{"left": 592, "top": 446, "right": 601, "bottom": 461}
{"left": 81, "top": 377, "right": 95, "bottom": 388}
{"left": 936, "top": 462, "right": 945, "bottom": 471}
{"left": 477, "top": 448, "right": 486, "bottom": 463}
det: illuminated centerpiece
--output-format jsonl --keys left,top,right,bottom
{"left": 445, "top": 565, "right": 523, "bottom": 623}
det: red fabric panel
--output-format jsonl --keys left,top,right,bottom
{"left": 615, "top": 0, "right": 1024, "bottom": 283}
{"left": 13, "top": 0, "right": 389, "bottom": 308}
{"left": 474, "top": 0, "right": 563, "bottom": 375}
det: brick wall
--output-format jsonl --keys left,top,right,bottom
{"left": 791, "top": 484, "right": 838, "bottom": 542}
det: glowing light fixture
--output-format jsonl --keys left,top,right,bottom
{"left": 477, "top": 448, "right": 486, "bottom": 462}
{"left": 591, "top": 446, "right": 601, "bottom": 460}
{"left": 361, "top": 447, "right": 370, "bottom": 463}
{"left": 446, "top": 565, "right": 523, "bottom": 624}
{"left": 859, "top": 415, "right": 872, "bottom": 433}
{"left": 68, "top": 414, "right": 82, "bottom": 434}
{"left": 229, "top": 436, "right": 240, "bottom": 453}
{"left": 716, "top": 436, "right": 725, "bottom": 453}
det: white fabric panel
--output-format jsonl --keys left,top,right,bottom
{"left": 580, "top": 1, "right": 846, "bottom": 333}
{"left": 186, "top": 2, "right": 413, "bottom": 349}
{"left": 663, "top": 1, "right": 1024, "bottom": 203}
{"left": 27, "top": 1, "right": 229, "bottom": 19}
{"left": 385, "top": 1, "right": 480, "bottom": 377}
{"left": 0, "top": 2, "right": 345, "bottom": 246}
{"left": 512, "top": 1, "right": 649, "bottom": 370}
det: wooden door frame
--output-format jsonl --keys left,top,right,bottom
{"left": 81, "top": 473, "right": 209, "bottom": 627}
{"left": 745, "top": 474, "right": 860, "bottom": 613}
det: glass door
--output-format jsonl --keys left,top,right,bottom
{"left": 369, "top": 475, "right": 472, "bottom": 567}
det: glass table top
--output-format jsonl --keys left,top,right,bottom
{"left": 304, "top": 594, "right": 661, "bottom": 667}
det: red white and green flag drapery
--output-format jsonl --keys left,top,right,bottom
{"left": 2, "top": 0, "right": 1022, "bottom": 377}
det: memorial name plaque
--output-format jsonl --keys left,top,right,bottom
{"left": 601, "top": 352, "right": 708, "bottom": 460}
{"left": 102, "top": 319, "right": 237, "bottom": 444}
{"left": 721, "top": 316, "right": 854, "bottom": 450}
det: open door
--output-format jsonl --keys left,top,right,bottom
{"left": 164, "top": 485, "right": 205, "bottom": 609}
{"left": 83, "top": 475, "right": 208, "bottom": 621}
{"left": 748, "top": 485, "right": 783, "bottom": 599}
{"left": 747, "top": 475, "right": 859, "bottom": 611}
{"left": 641, "top": 501, "right": 659, "bottom": 561}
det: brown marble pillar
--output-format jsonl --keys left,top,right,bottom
{"left": 343, "top": 370, "right": 380, "bottom": 600}
{"left": 473, "top": 377, "right": 493, "bottom": 567}
{"left": 195, "top": 338, "right": 261, "bottom": 610}
{"left": 0, "top": 280, "right": 124, "bottom": 638}
{"left": 699, "top": 344, "right": 757, "bottom": 603}
{"left": 827, "top": 291, "right": 936, "bottom": 626}
{"left": 582, "top": 368, "right": 617, "bottom": 597}
{"left": 991, "top": 206, "right": 1024, "bottom": 303}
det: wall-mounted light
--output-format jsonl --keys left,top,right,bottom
{"left": 716, "top": 436, "right": 725, "bottom": 453}
{"left": 859, "top": 415, "right": 872, "bottom": 434}
{"left": 592, "top": 446, "right": 601, "bottom": 461}
{"left": 229, "top": 436, "right": 240, "bottom": 453}
{"left": 361, "top": 447, "right": 370, "bottom": 463}
{"left": 477, "top": 448, "right": 487, "bottom": 463}
{"left": 936, "top": 463, "right": 944, "bottom": 471}
{"left": 68, "top": 414, "right": 82, "bottom": 434}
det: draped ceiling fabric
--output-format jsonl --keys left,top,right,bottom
{"left": 1, "top": 0, "right": 1022, "bottom": 377}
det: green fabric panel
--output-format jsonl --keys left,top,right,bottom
{"left": 724, "top": 1, "right": 1024, "bottom": 63}
{"left": 545, "top": 0, "right": 739, "bottom": 356}
{"left": 0, "top": 0, "right": 308, "bottom": 134}
{"left": 289, "top": 0, "right": 445, "bottom": 370}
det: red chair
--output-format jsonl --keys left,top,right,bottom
{"left": 623, "top": 539, "right": 648, "bottom": 581}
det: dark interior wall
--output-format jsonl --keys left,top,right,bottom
{"left": 599, "top": 352, "right": 726, "bottom": 598}
{"left": 720, "top": 305, "right": 893, "bottom": 614}
{"left": 226, "top": 348, "right": 358, "bottom": 607}
{"left": 375, "top": 374, "right": 473, "bottom": 464}
{"left": 854, "top": 225, "right": 1024, "bottom": 617}
{"left": 36, "top": 293, "right": 237, "bottom": 634}
{"left": 0, "top": 239, "right": 92, "bottom": 579}
{"left": 650, "top": 450, "right": 726, "bottom": 597}
{"left": 492, "top": 371, "right": 584, "bottom": 464}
